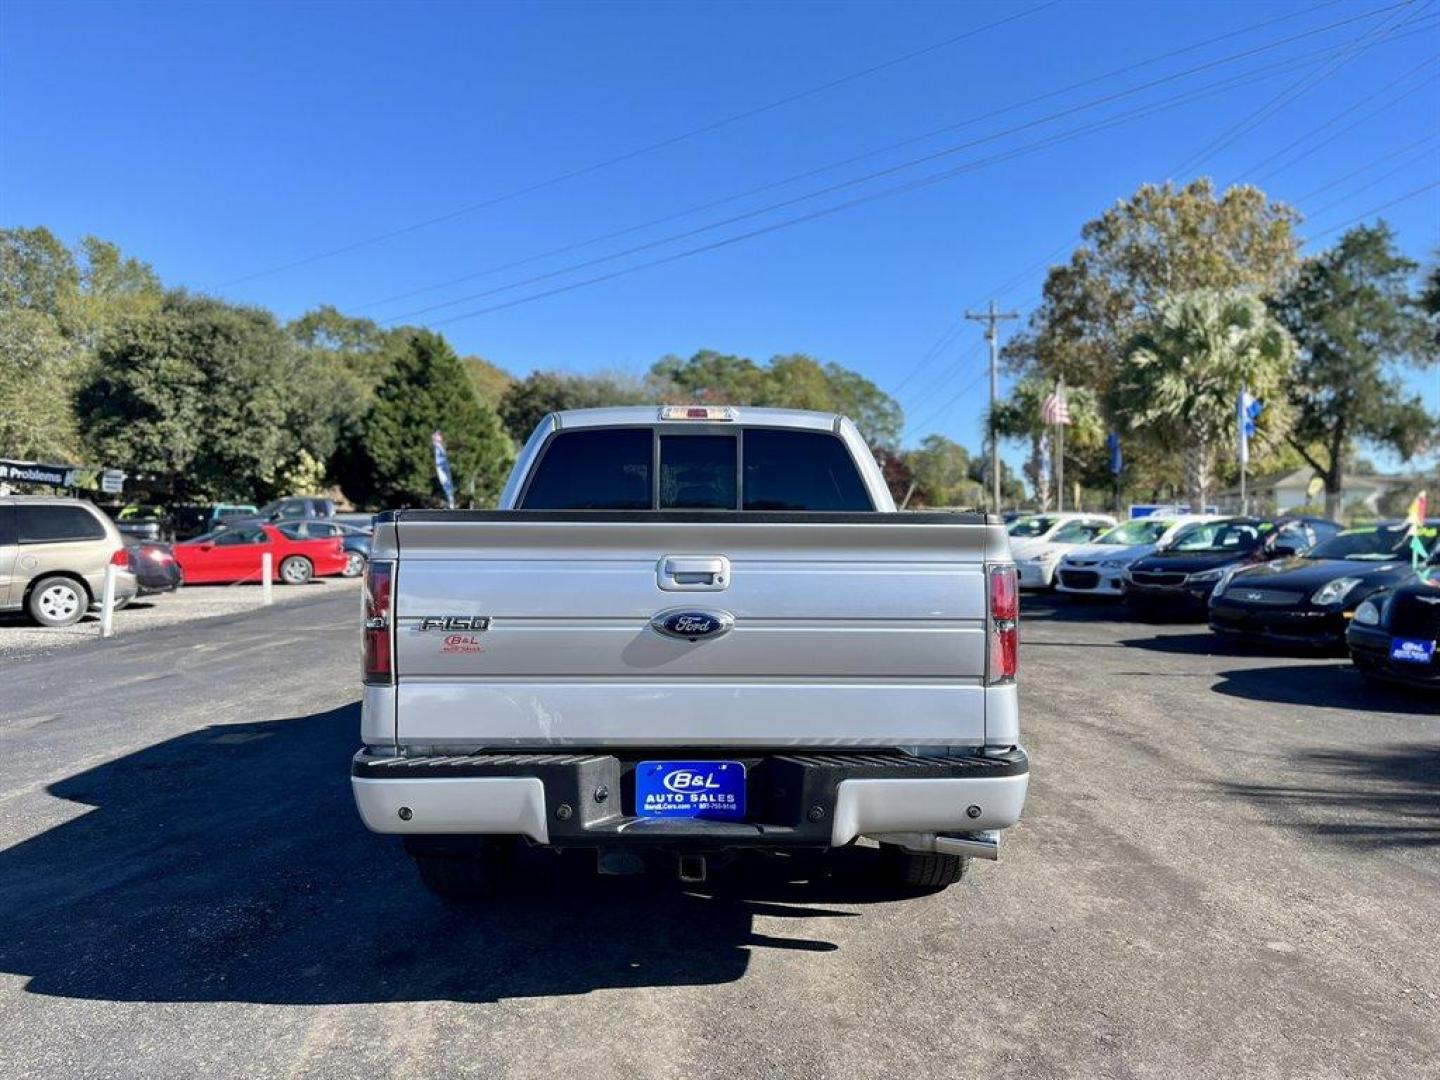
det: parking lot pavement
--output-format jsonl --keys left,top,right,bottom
{"left": 0, "top": 576, "right": 361, "bottom": 659}
{"left": 0, "top": 590, "right": 1435, "bottom": 1080}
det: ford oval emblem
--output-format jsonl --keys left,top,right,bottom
{"left": 651, "top": 608, "right": 734, "bottom": 641}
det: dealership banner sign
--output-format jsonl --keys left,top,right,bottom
{"left": 0, "top": 459, "right": 77, "bottom": 486}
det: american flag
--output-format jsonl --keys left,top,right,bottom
{"left": 1041, "top": 386, "right": 1071, "bottom": 426}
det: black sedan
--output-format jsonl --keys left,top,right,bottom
{"left": 1123, "top": 516, "right": 1339, "bottom": 617}
{"left": 125, "top": 541, "right": 183, "bottom": 595}
{"left": 1208, "top": 521, "right": 1436, "bottom": 649}
{"left": 1347, "top": 576, "right": 1440, "bottom": 694}
{"left": 1347, "top": 571, "right": 1440, "bottom": 689}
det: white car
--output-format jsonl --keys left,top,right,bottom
{"left": 1054, "top": 515, "right": 1223, "bottom": 598}
{"left": 1007, "top": 513, "right": 1117, "bottom": 589}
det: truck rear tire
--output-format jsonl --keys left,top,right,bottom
{"left": 411, "top": 839, "right": 513, "bottom": 901}
{"left": 881, "top": 844, "right": 968, "bottom": 890}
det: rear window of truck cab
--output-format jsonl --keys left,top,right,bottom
{"left": 519, "top": 426, "right": 873, "bottom": 511}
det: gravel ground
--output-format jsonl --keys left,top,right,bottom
{"left": 0, "top": 576, "right": 360, "bottom": 658}
{"left": 0, "top": 589, "right": 1435, "bottom": 1079}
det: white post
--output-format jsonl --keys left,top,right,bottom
{"left": 262, "top": 552, "right": 274, "bottom": 606}
{"left": 100, "top": 562, "right": 118, "bottom": 639}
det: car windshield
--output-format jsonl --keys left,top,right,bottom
{"left": 1167, "top": 521, "right": 1263, "bottom": 552}
{"left": 1096, "top": 520, "right": 1169, "bottom": 545}
{"left": 1050, "top": 520, "right": 1101, "bottom": 544}
{"left": 1305, "top": 525, "right": 1412, "bottom": 561}
{"left": 1008, "top": 516, "right": 1057, "bottom": 538}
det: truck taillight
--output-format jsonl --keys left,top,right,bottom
{"left": 987, "top": 563, "right": 1018, "bottom": 684}
{"left": 363, "top": 559, "right": 394, "bottom": 686}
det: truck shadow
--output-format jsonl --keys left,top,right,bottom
{"left": 0, "top": 704, "right": 915, "bottom": 1006}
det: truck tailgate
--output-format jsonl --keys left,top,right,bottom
{"left": 383, "top": 512, "right": 1010, "bottom": 748}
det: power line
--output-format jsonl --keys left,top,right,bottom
{"left": 211, "top": 1, "right": 1062, "bottom": 289}
{"left": 1235, "top": 50, "right": 1439, "bottom": 183}
{"left": 390, "top": 13, "right": 1425, "bottom": 325}
{"left": 1165, "top": 0, "right": 1429, "bottom": 178}
{"left": 888, "top": 319, "right": 969, "bottom": 398}
{"left": 1248, "top": 62, "right": 1440, "bottom": 186}
{"left": 1305, "top": 142, "right": 1440, "bottom": 220}
{"left": 352, "top": 0, "right": 1352, "bottom": 314}
{"left": 900, "top": 44, "right": 1436, "bottom": 442}
{"left": 1305, "top": 179, "right": 1440, "bottom": 241}
{"left": 414, "top": 21, "right": 1429, "bottom": 329}
{"left": 1294, "top": 131, "right": 1440, "bottom": 203}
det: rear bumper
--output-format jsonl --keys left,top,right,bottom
{"left": 351, "top": 747, "right": 1029, "bottom": 848}
{"left": 1055, "top": 567, "right": 1124, "bottom": 596}
{"left": 1348, "top": 625, "right": 1440, "bottom": 688}
{"left": 1208, "top": 602, "right": 1347, "bottom": 645}
{"left": 1123, "top": 580, "right": 1211, "bottom": 609}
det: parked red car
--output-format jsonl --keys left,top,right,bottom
{"left": 172, "top": 524, "right": 348, "bottom": 585}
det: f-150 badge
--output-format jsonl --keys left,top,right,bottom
{"left": 651, "top": 608, "right": 734, "bottom": 641}
{"left": 418, "top": 616, "right": 491, "bottom": 631}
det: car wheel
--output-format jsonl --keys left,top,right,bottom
{"left": 279, "top": 556, "right": 313, "bottom": 585}
{"left": 411, "top": 839, "right": 514, "bottom": 901}
{"left": 880, "top": 843, "right": 968, "bottom": 891}
{"left": 28, "top": 576, "right": 89, "bottom": 627}
{"left": 343, "top": 551, "right": 366, "bottom": 578}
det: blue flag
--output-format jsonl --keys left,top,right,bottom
{"left": 432, "top": 430, "right": 456, "bottom": 509}
{"left": 1106, "top": 432, "right": 1122, "bottom": 476}
{"left": 1237, "top": 390, "right": 1262, "bottom": 466}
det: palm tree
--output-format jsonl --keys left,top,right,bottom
{"left": 1111, "top": 289, "right": 1294, "bottom": 513}
{"left": 992, "top": 377, "right": 1103, "bottom": 509}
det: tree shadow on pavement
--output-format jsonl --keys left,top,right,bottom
{"left": 1209, "top": 660, "right": 1437, "bottom": 716}
{"left": 1219, "top": 743, "right": 1440, "bottom": 849}
{"left": 0, "top": 705, "right": 918, "bottom": 1006}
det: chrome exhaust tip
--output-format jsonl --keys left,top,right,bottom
{"left": 934, "top": 830, "right": 1001, "bottom": 861}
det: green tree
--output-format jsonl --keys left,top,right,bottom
{"left": 463, "top": 355, "right": 514, "bottom": 409}
{"left": 0, "top": 308, "right": 84, "bottom": 461}
{"left": 905, "top": 435, "right": 973, "bottom": 507}
{"left": 1112, "top": 289, "right": 1295, "bottom": 513}
{"left": 77, "top": 292, "right": 308, "bottom": 499}
{"left": 0, "top": 227, "right": 160, "bottom": 346}
{"left": 1271, "top": 223, "right": 1436, "bottom": 519}
{"left": 346, "top": 331, "right": 514, "bottom": 509}
{"left": 497, "top": 369, "right": 657, "bottom": 444}
{"left": 1006, "top": 180, "right": 1299, "bottom": 391}
{"left": 1421, "top": 254, "right": 1440, "bottom": 348}
{"left": 653, "top": 349, "right": 903, "bottom": 448}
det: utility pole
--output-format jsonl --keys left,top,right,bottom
{"left": 965, "top": 300, "right": 1020, "bottom": 514}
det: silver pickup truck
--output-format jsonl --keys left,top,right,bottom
{"left": 352, "top": 405, "right": 1027, "bottom": 897}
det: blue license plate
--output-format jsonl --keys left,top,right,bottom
{"left": 1390, "top": 638, "right": 1436, "bottom": 664}
{"left": 635, "top": 760, "right": 746, "bottom": 819}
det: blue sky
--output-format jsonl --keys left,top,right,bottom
{"left": 3, "top": 0, "right": 1437, "bottom": 472}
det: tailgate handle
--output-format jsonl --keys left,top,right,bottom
{"left": 658, "top": 555, "right": 730, "bottom": 591}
